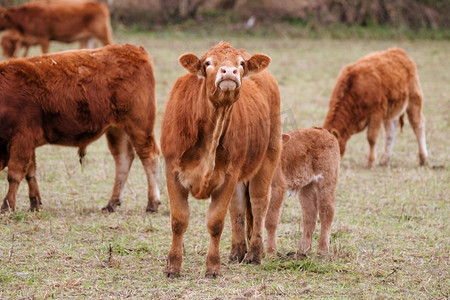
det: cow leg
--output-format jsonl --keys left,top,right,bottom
{"left": 205, "top": 176, "right": 238, "bottom": 278}
{"left": 26, "top": 152, "right": 42, "bottom": 211}
{"left": 39, "top": 39, "right": 50, "bottom": 54}
{"left": 228, "top": 182, "right": 248, "bottom": 262}
{"left": 366, "top": 115, "right": 383, "bottom": 168}
{"left": 164, "top": 168, "right": 189, "bottom": 278}
{"left": 380, "top": 118, "right": 399, "bottom": 166}
{"left": 317, "top": 189, "right": 335, "bottom": 255}
{"left": 78, "top": 38, "right": 88, "bottom": 49}
{"left": 264, "top": 184, "right": 285, "bottom": 257}
{"left": 407, "top": 94, "right": 428, "bottom": 166}
{"left": 297, "top": 184, "right": 318, "bottom": 257}
{"left": 1, "top": 143, "right": 34, "bottom": 212}
{"left": 244, "top": 163, "right": 276, "bottom": 265}
{"left": 102, "top": 128, "right": 135, "bottom": 213}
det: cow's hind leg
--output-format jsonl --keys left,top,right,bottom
{"left": 229, "top": 182, "right": 248, "bottom": 262}
{"left": 265, "top": 184, "right": 285, "bottom": 257}
{"left": 380, "top": 118, "right": 399, "bottom": 166}
{"left": 102, "top": 128, "right": 135, "bottom": 213}
{"left": 366, "top": 114, "right": 383, "bottom": 168}
{"left": 407, "top": 91, "right": 428, "bottom": 166}
{"left": 317, "top": 189, "right": 335, "bottom": 255}
{"left": 1, "top": 140, "right": 34, "bottom": 212}
{"left": 297, "top": 183, "right": 318, "bottom": 257}
{"left": 26, "top": 152, "right": 42, "bottom": 211}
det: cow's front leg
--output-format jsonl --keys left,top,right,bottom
{"left": 164, "top": 169, "right": 189, "bottom": 278}
{"left": 206, "top": 176, "right": 238, "bottom": 278}
{"left": 228, "top": 182, "right": 248, "bottom": 262}
{"left": 1, "top": 142, "right": 33, "bottom": 212}
{"left": 366, "top": 115, "right": 383, "bottom": 168}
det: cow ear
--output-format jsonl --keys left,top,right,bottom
{"left": 179, "top": 53, "right": 202, "bottom": 76}
{"left": 281, "top": 133, "right": 291, "bottom": 144}
{"left": 245, "top": 54, "right": 270, "bottom": 76}
{"left": 330, "top": 128, "right": 340, "bottom": 140}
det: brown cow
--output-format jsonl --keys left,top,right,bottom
{"left": 161, "top": 42, "right": 281, "bottom": 278}
{"left": 323, "top": 48, "right": 428, "bottom": 168}
{"left": 0, "top": 44, "right": 160, "bottom": 213}
{"left": 264, "top": 127, "right": 340, "bottom": 258}
{"left": 0, "top": 0, "right": 113, "bottom": 55}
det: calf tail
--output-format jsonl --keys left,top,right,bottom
{"left": 245, "top": 188, "right": 253, "bottom": 242}
{"left": 78, "top": 146, "right": 86, "bottom": 166}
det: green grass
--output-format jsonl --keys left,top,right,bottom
{"left": 0, "top": 31, "right": 449, "bottom": 298}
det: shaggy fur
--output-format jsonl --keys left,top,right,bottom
{"left": 323, "top": 48, "right": 427, "bottom": 167}
{"left": 0, "top": 0, "right": 112, "bottom": 55}
{"left": 161, "top": 42, "right": 281, "bottom": 278}
{"left": 265, "top": 127, "right": 340, "bottom": 257}
{"left": 0, "top": 44, "right": 160, "bottom": 213}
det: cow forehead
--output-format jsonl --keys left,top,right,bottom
{"left": 201, "top": 43, "right": 244, "bottom": 62}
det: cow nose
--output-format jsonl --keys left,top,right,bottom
{"left": 220, "top": 67, "right": 238, "bottom": 75}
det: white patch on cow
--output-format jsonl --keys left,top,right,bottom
{"left": 205, "top": 57, "right": 213, "bottom": 70}
{"left": 238, "top": 57, "right": 244, "bottom": 71}
{"left": 312, "top": 173, "right": 323, "bottom": 182}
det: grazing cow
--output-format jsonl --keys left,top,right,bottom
{"left": 161, "top": 42, "right": 281, "bottom": 278}
{"left": 0, "top": 44, "right": 160, "bottom": 213}
{"left": 264, "top": 127, "right": 340, "bottom": 257}
{"left": 323, "top": 48, "right": 428, "bottom": 168}
{"left": 0, "top": 0, "right": 113, "bottom": 55}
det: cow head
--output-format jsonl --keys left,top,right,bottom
{"left": 179, "top": 42, "right": 271, "bottom": 106}
{"left": 328, "top": 128, "right": 346, "bottom": 157}
{"left": 1, "top": 32, "right": 18, "bottom": 58}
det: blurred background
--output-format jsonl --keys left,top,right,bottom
{"left": 1, "top": 0, "right": 449, "bottom": 39}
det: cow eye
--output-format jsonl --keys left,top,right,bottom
{"left": 240, "top": 61, "right": 245, "bottom": 67}
{"left": 205, "top": 61, "right": 211, "bottom": 67}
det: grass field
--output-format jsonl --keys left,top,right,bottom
{"left": 0, "top": 31, "right": 449, "bottom": 299}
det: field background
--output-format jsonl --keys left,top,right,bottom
{"left": 0, "top": 30, "right": 449, "bottom": 298}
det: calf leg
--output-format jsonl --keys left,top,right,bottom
{"left": 102, "top": 128, "right": 135, "bottom": 212}
{"left": 380, "top": 118, "right": 399, "bottom": 166}
{"left": 317, "top": 190, "right": 335, "bottom": 255}
{"left": 164, "top": 168, "right": 190, "bottom": 278}
{"left": 407, "top": 94, "right": 428, "bottom": 166}
{"left": 366, "top": 115, "right": 383, "bottom": 168}
{"left": 1, "top": 141, "right": 34, "bottom": 212}
{"left": 26, "top": 152, "right": 42, "bottom": 211}
{"left": 205, "top": 176, "right": 238, "bottom": 278}
{"left": 298, "top": 184, "right": 318, "bottom": 256}
{"left": 265, "top": 184, "right": 285, "bottom": 256}
{"left": 228, "top": 182, "right": 248, "bottom": 262}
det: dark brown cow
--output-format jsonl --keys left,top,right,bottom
{"left": 0, "top": 0, "right": 113, "bottom": 55}
{"left": 161, "top": 42, "right": 281, "bottom": 278}
{"left": 265, "top": 127, "right": 340, "bottom": 257}
{"left": 323, "top": 48, "right": 427, "bottom": 168}
{"left": 0, "top": 44, "right": 160, "bottom": 213}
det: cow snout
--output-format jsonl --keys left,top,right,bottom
{"left": 215, "top": 66, "right": 241, "bottom": 91}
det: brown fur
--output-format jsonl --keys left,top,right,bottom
{"left": 323, "top": 48, "right": 428, "bottom": 168}
{"left": 161, "top": 42, "right": 281, "bottom": 278}
{"left": 0, "top": 0, "right": 113, "bottom": 55}
{"left": 1, "top": 29, "right": 39, "bottom": 58}
{"left": 265, "top": 127, "right": 340, "bottom": 257}
{"left": 0, "top": 44, "right": 160, "bottom": 213}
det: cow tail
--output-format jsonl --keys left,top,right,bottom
{"left": 399, "top": 114, "right": 405, "bottom": 133}
{"left": 245, "top": 188, "right": 253, "bottom": 242}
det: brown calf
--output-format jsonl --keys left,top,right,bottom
{"left": 161, "top": 42, "right": 281, "bottom": 278}
{"left": 323, "top": 48, "right": 428, "bottom": 168}
{"left": 1, "top": 29, "right": 39, "bottom": 58}
{"left": 0, "top": 44, "right": 160, "bottom": 213}
{"left": 0, "top": 0, "right": 113, "bottom": 55}
{"left": 265, "top": 127, "right": 340, "bottom": 257}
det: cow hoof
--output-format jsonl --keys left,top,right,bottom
{"left": 244, "top": 254, "right": 261, "bottom": 265}
{"left": 295, "top": 252, "right": 308, "bottom": 260}
{"left": 205, "top": 271, "right": 221, "bottom": 279}
{"left": 101, "top": 205, "right": 115, "bottom": 214}
{"left": 228, "top": 251, "right": 245, "bottom": 263}
{"left": 146, "top": 200, "right": 161, "bottom": 213}
{"left": 164, "top": 268, "right": 180, "bottom": 279}
{"left": 29, "top": 206, "right": 40, "bottom": 212}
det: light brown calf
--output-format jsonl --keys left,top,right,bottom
{"left": 161, "top": 42, "right": 281, "bottom": 278}
{"left": 265, "top": 127, "right": 340, "bottom": 256}
{"left": 323, "top": 48, "right": 427, "bottom": 168}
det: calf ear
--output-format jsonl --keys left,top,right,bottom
{"left": 179, "top": 53, "right": 202, "bottom": 75}
{"left": 281, "top": 133, "right": 291, "bottom": 144}
{"left": 330, "top": 128, "right": 340, "bottom": 140}
{"left": 245, "top": 54, "right": 271, "bottom": 76}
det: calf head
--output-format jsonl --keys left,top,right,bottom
{"left": 179, "top": 42, "right": 271, "bottom": 107}
{"left": 1, "top": 32, "right": 18, "bottom": 58}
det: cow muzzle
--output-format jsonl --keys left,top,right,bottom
{"left": 215, "top": 67, "right": 241, "bottom": 91}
